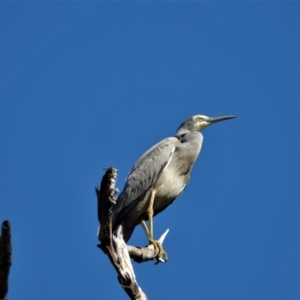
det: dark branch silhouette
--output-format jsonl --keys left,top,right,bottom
{"left": 0, "top": 220, "right": 12, "bottom": 300}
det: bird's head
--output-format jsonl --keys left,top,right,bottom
{"left": 176, "top": 114, "right": 236, "bottom": 136}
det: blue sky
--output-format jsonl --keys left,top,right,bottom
{"left": 1, "top": 2, "right": 300, "bottom": 300}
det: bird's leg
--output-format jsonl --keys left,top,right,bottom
{"left": 147, "top": 189, "right": 156, "bottom": 240}
{"left": 141, "top": 220, "right": 150, "bottom": 237}
{"left": 145, "top": 190, "right": 168, "bottom": 262}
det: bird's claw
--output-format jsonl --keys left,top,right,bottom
{"left": 149, "top": 239, "right": 168, "bottom": 264}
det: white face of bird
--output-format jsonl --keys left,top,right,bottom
{"left": 192, "top": 115, "right": 236, "bottom": 131}
{"left": 193, "top": 115, "right": 211, "bottom": 131}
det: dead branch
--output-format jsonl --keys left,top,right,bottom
{"left": 0, "top": 220, "right": 12, "bottom": 300}
{"left": 96, "top": 167, "right": 169, "bottom": 299}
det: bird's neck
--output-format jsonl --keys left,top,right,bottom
{"left": 175, "top": 128, "right": 191, "bottom": 139}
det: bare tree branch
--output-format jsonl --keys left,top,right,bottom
{"left": 96, "top": 167, "right": 169, "bottom": 299}
{"left": 0, "top": 220, "right": 12, "bottom": 300}
{"left": 96, "top": 167, "right": 148, "bottom": 299}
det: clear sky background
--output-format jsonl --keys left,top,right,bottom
{"left": 1, "top": 2, "right": 300, "bottom": 300}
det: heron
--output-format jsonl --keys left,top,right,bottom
{"left": 112, "top": 114, "right": 235, "bottom": 261}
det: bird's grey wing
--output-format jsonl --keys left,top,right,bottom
{"left": 112, "top": 137, "right": 178, "bottom": 228}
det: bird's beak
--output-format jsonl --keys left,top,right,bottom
{"left": 207, "top": 115, "right": 236, "bottom": 124}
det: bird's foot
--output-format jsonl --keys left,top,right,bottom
{"left": 149, "top": 239, "right": 168, "bottom": 263}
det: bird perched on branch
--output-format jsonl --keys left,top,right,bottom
{"left": 112, "top": 114, "right": 235, "bottom": 261}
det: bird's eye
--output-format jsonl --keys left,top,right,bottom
{"left": 195, "top": 116, "right": 202, "bottom": 122}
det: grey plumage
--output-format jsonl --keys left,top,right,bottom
{"left": 112, "top": 114, "right": 235, "bottom": 243}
